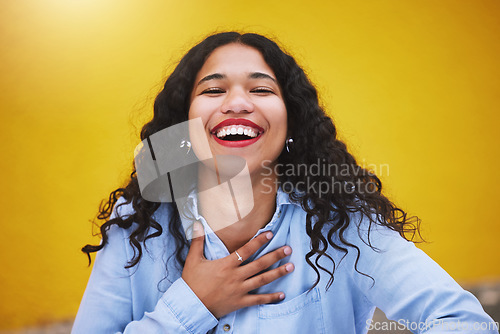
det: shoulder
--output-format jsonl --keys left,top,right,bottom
{"left": 99, "top": 197, "right": 178, "bottom": 266}
{"left": 108, "top": 197, "right": 176, "bottom": 238}
{"left": 343, "top": 211, "right": 410, "bottom": 248}
{"left": 283, "top": 190, "right": 409, "bottom": 250}
{"left": 308, "top": 208, "right": 417, "bottom": 272}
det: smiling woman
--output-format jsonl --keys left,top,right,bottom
{"left": 72, "top": 32, "right": 498, "bottom": 333}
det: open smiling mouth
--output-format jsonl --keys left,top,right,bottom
{"left": 215, "top": 126, "right": 261, "bottom": 141}
{"left": 211, "top": 125, "right": 263, "bottom": 147}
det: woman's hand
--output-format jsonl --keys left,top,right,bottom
{"left": 181, "top": 221, "right": 294, "bottom": 319}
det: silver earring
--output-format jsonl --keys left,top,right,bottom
{"left": 180, "top": 140, "right": 191, "bottom": 154}
{"left": 285, "top": 137, "right": 294, "bottom": 153}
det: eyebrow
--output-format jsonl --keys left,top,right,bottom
{"left": 197, "top": 72, "right": 277, "bottom": 86}
{"left": 249, "top": 72, "right": 277, "bottom": 83}
{"left": 197, "top": 73, "right": 226, "bottom": 85}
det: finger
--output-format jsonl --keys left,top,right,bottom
{"left": 243, "top": 262, "right": 294, "bottom": 292}
{"left": 239, "top": 246, "right": 292, "bottom": 278}
{"left": 229, "top": 231, "right": 273, "bottom": 266}
{"left": 240, "top": 291, "right": 286, "bottom": 308}
{"left": 187, "top": 221, "right": 205, "bottom": 261}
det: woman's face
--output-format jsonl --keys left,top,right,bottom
{"left": 189, "top": 43, "right": 288, "bottom": 176}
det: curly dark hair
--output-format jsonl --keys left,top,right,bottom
{"left": 82, "top": 32, "right": 420, "bottom": 291}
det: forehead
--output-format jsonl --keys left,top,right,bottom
{"left": 196, "top": 43, "right": 275, "bottom": 79}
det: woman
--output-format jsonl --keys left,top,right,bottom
{"left": 73, "top": 32, "right": 498, "bottom": 333}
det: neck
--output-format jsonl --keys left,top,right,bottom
{"left": 197, "top": 162, "right": 279, "bottom": 253}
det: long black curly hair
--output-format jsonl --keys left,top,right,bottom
{"left": 83, "top": 32, "right": 420, "bottom": 291}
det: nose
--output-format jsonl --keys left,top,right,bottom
{"left": 221, "top": 88, "right": 254, "bottom": 114}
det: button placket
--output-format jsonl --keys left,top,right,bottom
{"left": 218, "top": 313, "right": 235, "bottom": 333}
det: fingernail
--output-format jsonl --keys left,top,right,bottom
{"left": 285, "top": 263, "right": 294, "bottom": 272}
{"left": 266, "top": 232, "right": 273, "bottom": 240}
{"left": 279, "top": 293, "right": 285, "bottom": 300}
{"left": 284, "top": 246, "right": 292, "bottom": 256}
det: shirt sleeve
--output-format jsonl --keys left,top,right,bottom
{"left": 72, "top": 205, "right": 218, "bottom": 334}
{"left": 346, "top": 215, "right": 499, "bottom": 334}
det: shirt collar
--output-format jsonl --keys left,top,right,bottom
{"left": 178, "top": 186, "right": 300, "bottom": 242}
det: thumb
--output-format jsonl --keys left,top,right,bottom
{"left": 188, "top": 221, "right": 205, "bottom": 260}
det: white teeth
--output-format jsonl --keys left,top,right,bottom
{"left": 214, "top": 125, "right": 260, "bottom": 139}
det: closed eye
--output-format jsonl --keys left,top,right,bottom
{"left": 251, "top": 87, "right": 275, "bottom": 94}
{"left": 201, "top": 88, "right": 225, "bottom": 95}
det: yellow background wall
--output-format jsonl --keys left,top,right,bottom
{"left": 1, "top": 0, "right": 499, "bottom": 329}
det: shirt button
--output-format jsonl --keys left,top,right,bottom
{"left": 277, "top": 210, "right": 281, "bottom": 218}
{"left": 223, "top": 324, "right": 231, "bottom": 331}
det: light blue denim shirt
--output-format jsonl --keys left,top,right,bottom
{"left": 73, "top": 189, "right": 498, "bottom": 333}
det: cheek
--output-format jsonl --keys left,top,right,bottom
{"left": 187, "top": 101, "right": 198, "bottom": 120}
{"left": 188, "top": 100, "right": 210, "bottom": 124}
{"left": 188, "top": 103, "right": 213, "bottom": 161}
{"left": 261, "top": 98, "right": 287, "bottom": 124}
{"left": 271, "top": 106, "right": 288, "bottom": 136}
{"left": 189, "top": 96, "right": 223, "bottom": 121}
